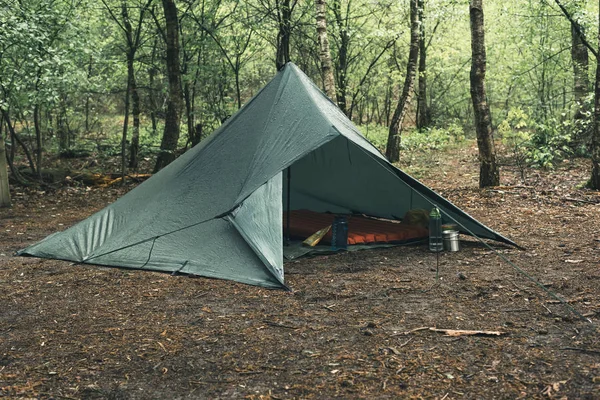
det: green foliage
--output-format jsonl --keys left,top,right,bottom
{"left": 1, "top": 0, "right": 599, "bottom": 179}
{"left": 361, "top": 124, "right": 389, "bottom": 151}
{"left": 500, "top": 107, "right": 576, "bottom": 171}
{"left": 402, "top": 123, "right": 466, "bottom": 152}
{"left": 528, "top": 119, "right": 573, "bottom": 168}
{"left": 361, "top": 121, "right": 466, "bottom": 155}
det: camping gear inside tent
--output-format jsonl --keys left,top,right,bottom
{"left": 18, "top": 63, "right": 516, "bottom": 289}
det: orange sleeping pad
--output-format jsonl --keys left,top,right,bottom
{"left": 283, "top": 209, "right": 428, "bottom": 245}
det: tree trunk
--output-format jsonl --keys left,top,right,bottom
{"left": 276, "top": 0, "right": 292, "bottom": 70}
{"left": 469, "top": 0, "right": 499, "bottom": 188}
{"left": 33, "top": 104, "right": 42, "bottom": 179}
{"left": 316, "top": 0, "right": 336, "bottom": 101}
{"left": 333, "top": 0, "right": 348, "bottom": 114}
{"left": 85, "top": 56, "right": 93, "bottom": 132}
{"left": 416, "top": 0, "right": 431, "bottom": 130}
{"left": 0, "top": 117, "right": 10, "bottom": 207}
{"left": 128, "top": 50, "right": 141, "bottom": 170}
{"left": 149, "top": 37, "right": 159, "bottom": 137}
{"left": 121, "top": 72, "right": 131, "bottom": 183}
{"left": 2, "top": 109, "right": 36, "bottom": 175}
{"left": 154, "top": 0, "right": 183, "bottom": 172}
{"left": 590, "top": 6, "right": 600, "bottom": 189}
{"left": 572, "top": 22, "right": 589, "bottom": 120}
{"left": 184, "top": 81, "right": 194, "bottom": 148}
{"left": 385, "top": 0, "right": 420, "bottom": 163}
{"left": 118, "top": 2, "right": 141, "bottom": 171}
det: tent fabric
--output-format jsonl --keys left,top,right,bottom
{"left": 18, "top": 63, "right": 516, "bottom": 289}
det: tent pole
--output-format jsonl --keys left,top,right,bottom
{"left": 285, "top": 166, "right": 291, "bottom": 245}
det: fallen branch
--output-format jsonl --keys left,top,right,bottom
{"left": 562, "top": 197, "right": 598, "bottom": 205}
{"left": 429, "top": 328, "right": 506, "bottom": 337}
{"left": 547, "top": 296, "right": 586, "bottom": 304}
{"left": 263, "top": 320, "right": 300, "bottom": 330}
{"left": 391, "top": 326, "right": 429, "bottom": 336}
{"left": 236, "top": 370, "right": 263, "bottom": 375}
{"left": 560, "top": 347, "right": 600, "bottom": 355}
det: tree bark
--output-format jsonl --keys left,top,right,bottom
{"left": 571, "top": 21, "right": 589, "bottom": 120}
{"left": 85, "top": 56, "right": 93, "bottom": 132}
{"left": 416, "top": 0, "right": 431, "bottom": 130}
{"left": 332, "top": 0, "right": 348, "bottom": 114}
{"left": 120, "top": 2, "right": 141, "bottom": 171}
{"left": 0, "top": 117, "right": 10, "bottom": 207}
{"left": 128, "top": 56, "right": 141, "bottom": 171}
{"left": 590, "top": 5, "right": 600, "bottom": 189}
{"left": 316, "top": 0, "right": 336, "bottom": 102}
{"left": 385, "top": 0, "right": 420, "bottom": 163}
{"left": 33, "top": 104, "right": 42, "bottom": 179}
{"left": 469, "top": 0, "right": 499, "bottom": 188}
{"left": 126, "top": 49, "right": 140, "bottom": 172}
{"left": 1, "top": 109, "right": 36, "bottom": 175}
{"left": 276, "top": 0, "right": 292, "bottom": 70}
{"left": 154, "top": 0, "right": 183, "bottom": 172}
{"left": 121, "top": 69, "right": 131, "bottom": 183}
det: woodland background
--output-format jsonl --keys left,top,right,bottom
{"left": 1, "top": 0, "right": 600, "bottom": 201}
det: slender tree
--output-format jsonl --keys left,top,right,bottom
{"left": 0, "top": 118, "right": 10, "bottom": 207}
{"left": 385, "top": 0, "right": 420, "bottom": 163}
{"left": 316, "top": 0, "right": 336, "bottom": 101}
{"left": 332, "top": 0, "right": 349, "bottom": 113}
{"left": 469, "top": 0, "right": 499, "bottom": 187}
{"left": 276, "top": 0, "right": 293, "bottom": 70}
{"left": 590, "top": 4, "right": 600, "bottom": 189}
{"left": 572, "top": 19, "right": 590, "bottom": 120}
{"left": 154, "top": 0, "right": 183, "bottom": 172}
{"left": 416, "top": 0, "right": 432, "bottom": 130}
{"left": 101, "top": 0, "right": 152, "bottom": 173}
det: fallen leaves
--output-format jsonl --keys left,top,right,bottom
{"left": 541, "top": 380, "right": 568, "bottom": 397}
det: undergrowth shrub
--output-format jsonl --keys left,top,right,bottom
{"left": 359, "top": 122, "right": 466, "bottom": 155}
{"left": 499, "top": 107, "right": 578, "bottom": 175}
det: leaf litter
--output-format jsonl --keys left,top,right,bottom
{"left": 1, "top": 146, "right": 600, "bottom": 398}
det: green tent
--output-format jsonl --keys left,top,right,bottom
{"left": 18, "top": 63, "right": 515, "bottom": 289}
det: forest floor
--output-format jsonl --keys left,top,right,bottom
{"left": 1, "top": 140, "right": 600, "bottom": 399}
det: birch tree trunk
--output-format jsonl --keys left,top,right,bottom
{"left": 154, "top": 0, "right": 183, "bottom": 172}
{"left": 316, "top": 0, "right": 336, "bottom": 102}
{"left": 469, "top": 0, "right": 499, "bottom": 188}
{"left": 385, "top": 0, "right": 419, "bottom": 163}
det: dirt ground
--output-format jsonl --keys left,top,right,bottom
{"left": 1, "top": 142, "right": 600, "bottom": 399}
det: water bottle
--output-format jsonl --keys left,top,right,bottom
{"left": 429, "top": 207, "right": 443, "bottom": 252}
{"left": 331, "top": 216, "right": 348, "bottom": 251}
